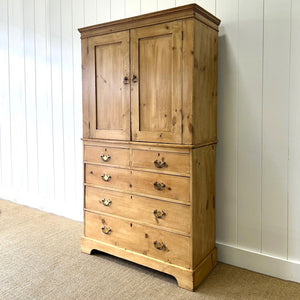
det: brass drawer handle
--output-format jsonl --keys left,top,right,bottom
{"left": 153, "top": 182, "right": 165, "bottom": 191}
{"left": 153, "top": 241, "right": 165, "bottom": 250}
{"left": 153, "top": 209, "right": 166, "bottom": 219}
{"left": 101, "top": 174, "right": 111, "bottom": 182}
{"left": 153, "top": 160, "right": 167, "bottom": 168}
{"left": 100, "top": 154, "right": 111, "bottom": 162}
{"left": 101, "top": 226, "right": 111, "bottom": 235}
{"left": 100, "top": 198, "right": 112, "bottom": 206}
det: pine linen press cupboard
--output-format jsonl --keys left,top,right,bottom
{"left": 79, "top": 4, "right": 220, "bottom": 291}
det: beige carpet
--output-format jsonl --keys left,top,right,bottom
{"left": 1, "top": 199, "right": 300, "bottom": 300}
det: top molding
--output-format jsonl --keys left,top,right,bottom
{"left": 78, "top": 4, "right": 221, "bottom": 39}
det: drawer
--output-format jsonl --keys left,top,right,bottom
{"left": 85, "top": 186, "right": 191, "bottom": 234}
{"left": 132, "top": 149, "right": 190, "bottom": 175}
{"left": 85, "top": 164, "right": 131, "bottom": 191}
{"left": 85, "top": 211, "right": 191, "bottom": 268}
{"left": 85, "top": 164, "right": 190, "bottom": 202}
{"left": 84, "top": 145, "right": 130, "bottom": 167}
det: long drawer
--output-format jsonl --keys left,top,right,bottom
{"left": 85, "top": 164, "right": 190, "bottom": 202}
{"left": 85, "top": 211, "right": 191, "bottom": 268}
{"left": 132, "top": 149, "right": 190, "bottom": 175}
{"left": 85, "top": 186, "right": 191, "bottom": 234}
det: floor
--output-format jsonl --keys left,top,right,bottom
{"left": 1, "top": 198, "right": 300, "bottom": 300}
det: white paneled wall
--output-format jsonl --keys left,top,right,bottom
{"left": 0, "top": 0, "right": 300, "bottom": 282}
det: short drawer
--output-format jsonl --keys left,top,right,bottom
{"left": 85, "top": 164, "right": 131, "bottom": 191}
{"left": 132, "top": 149, "right": 190, "bottom": 175}
{"left": 85, "top": 211, "right": 191, "bottom": 268}
{"left": 85, "top": 186, "right": 191, "bottom": 234}
{"left": 85, "top": 164, "right": 190, "bottom": 202}
{"left": 84, "top": 145, "right": 129, "bottom": 167}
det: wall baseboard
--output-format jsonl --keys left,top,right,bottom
{"left": 216, "top": 242, "right": 300, "bottom": 284}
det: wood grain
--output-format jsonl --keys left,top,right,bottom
{"left": 131, "top": 21, "right": 182, "bottom": 144}
{"left": 191, "top": 145, "right": 216, "bottom": 267}
{"left": 132, "top": 149, "right": 190, "bottom": 175}
{"left": 84, "top": 145, "right": 130, "bottom": 167}
{"left": 86, "top": 31, "right": 130, "bottom": 140}
{"left": 85, "top": 186, "right": 191, "bottom": 234}
{"left": 78, "top": 4, "right": 220, "bottom": 38}
{"left": 85, "top": 211, "right": 191, "bottom": 268}
{"left": 85, "top": 164, "right": 190, "bottom": 202}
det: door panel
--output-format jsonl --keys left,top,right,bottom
{"left": 87, "top": 31, "right": 130, "bottom": 140}
{"left": 131, "top": 21, "right": 182, "bottom": 144}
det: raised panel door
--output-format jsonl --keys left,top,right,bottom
{"left": 86, "top": 31, "right": 130, "bottom": 140}
{"left": 131, "top": 21, "right": 182, "bottom": 144}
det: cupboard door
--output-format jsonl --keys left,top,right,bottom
{"left": 131, "top": 21, "right": 182, "bottom": 144}
{"left": 85, "top": 31, "right": 130, "bottom": 140}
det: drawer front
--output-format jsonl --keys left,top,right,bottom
{"left": 85, "top": 186, "right": 191, "bottom": 234}
{"left": 132, "top": 170, "right": 189, "bottom": 202}
{"left": 85, "top": 164, "right": 132, "bottom": 191}
{"left": 84, "top": 145, "right": 130, "bottom": 167}
{"left": 85, "top": 164, "right": 190, "bottom": 202}
{"left": 132, "top": 149, "right": 190, "bottom": 175}
{"left": 85, "top": 211, "right": 191, "bottom": 268}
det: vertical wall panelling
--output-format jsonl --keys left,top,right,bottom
{"left": 125, "top": 0, "right": 140, "bottom": 17}
{"left": 288, "top": 0, "right": 300, "bottom": 261}
{"left": 140, "top": 0, "right": 157, "bottom": 14}
{"left": 73, "top": 0, "right": 85, "bottom": 221}
{"left": 237, "top": 1, "right": 263, "bottom": 251}
{"left": 8, "top": 0, "right": 28, "bottom": 203}
{"left": 175, "top": 0, "right": 194, "bottom": 6}
{"left": 96, "top": 0, "right": 111, "bottom": 23}
{"left": 215, "top": 0, "right": 238, "bottom": 245}
{"left": 61, "top": 0, "right": 76, "bottom": 218}
{"left": 35, "top": 0, "right": 55, "bottom": 209}
{"left": 0, "top": 0, "right": 12, "bottom": 192}
{"left": 24, "top": 0, "right": 39, "bottom": 203}
{"left": 50, "top": 0, "right": 65, "bottom": 215}
{"left": 262, "top": 0, "right": 290, "bottom": 259}
{"left": 157, "top": 0, "right": 175, "bottom": 11}
{"left": 84, "top": 0, "right": 97, "bottom": 26}
{"left": 176, "top": 1, "right": 215, "bottom": 14}
{"left": 110, "top": 0, "right": 125, "bottom": 21}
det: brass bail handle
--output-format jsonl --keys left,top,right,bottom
{"left": 153, "top": 159, "right": 167, "bottom": 168}
{"left": 153, "top": 182, "right": 166, "bottom": 191}
{"left": 100, "top": 198, "right": 112, "bottom": 206}
{"left": 153, "top": 209, "right": 166, "bottom": 219}
{"left": 153, "top": 241, "right": 166, "bottom": 250}
{"left": 101, "top": 174, "right": 112, "bottom": 182}
{"left": 100, "top": 154, "right": 111, "bottom": 162}
{"left": 101, "top": 226, "right": 112, "bottom": 235}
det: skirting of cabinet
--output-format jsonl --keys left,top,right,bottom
{"left": 81, "top": 236, "right": 217, "bottom": 291}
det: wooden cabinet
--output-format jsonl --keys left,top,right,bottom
{"left": 80, "top": 4, "right": 220, "bottom": 291}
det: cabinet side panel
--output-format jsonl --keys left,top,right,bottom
{"left": 193, "top": 21, "right": 218, "bottom": 144}
{"left": 81, "top": 38, "right": 90, "bottom": 138}
{"left": 192, "top": 145, "right": 216, "bottom": 267}
{"left": 182, "top": 18, "right": 194, "bottom": 145}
